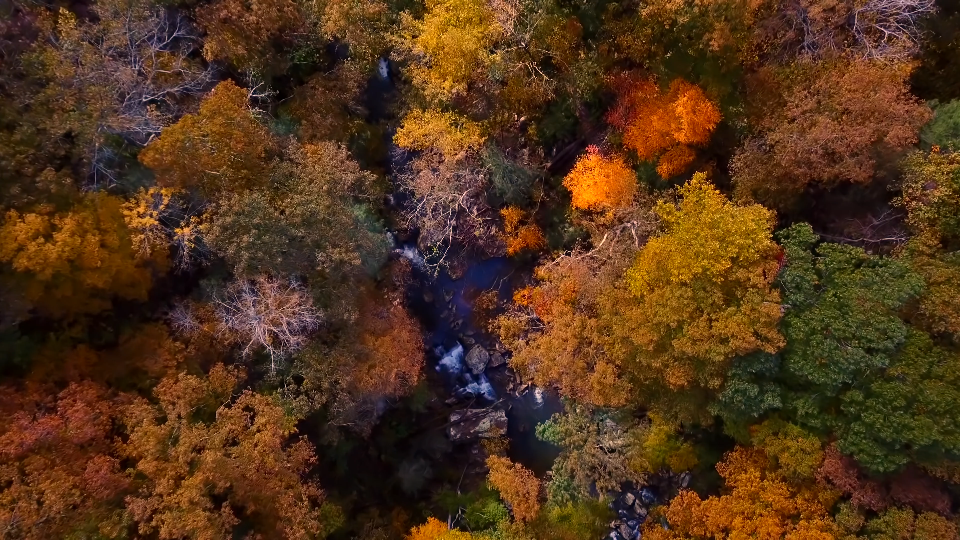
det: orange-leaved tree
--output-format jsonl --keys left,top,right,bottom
{"left": 139, "top": 80, "right": 274, "bottom": 199}
{"left": 500, "top": 206, "right": 546, "bottom": 256}
{"left": 563, "top": 146, "right": 638, "bottom": 211}
{"left": 122, "top": 364, "right": 341, "bottom": 539}
{"left": 0, "top": 382, "right": 131, "bottom": 540}
{"left": 609, "top": 77, "right": 721, "bottom": 179}
{"left": 406, "top": 517, "right": 475, "bottom": 539}
{"left": 620, "top": 173, "right": 783, "bottom": 421}
{"left": 643, "top": 446, "right": 838, "bottom": 539}
{"left": 486, "top": 455, "right": 541, "bottom": 522}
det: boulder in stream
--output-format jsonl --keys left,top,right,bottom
{"left": 447, "top": 408, "right": 507, "bottom": 442}
{"left": 465, "top": 345, "right": 491, "bottom": 374}
{"left": 488, "top": 351, "right": 506, "bottom": 368}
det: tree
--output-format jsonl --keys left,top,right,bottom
{"left": 289, "top": 60, "right": 368, "bottom": 143}
{"left": 563, "top": 147, "right": 638, "bottom": 211}
{"left": 500, "top": 254, "right": 633, "bottom": 408}
{"left": 643, "top": 446, "right": 838, "bottom": 540}
{"left": 500, "top": 206, "right": 545, "bottom": 256}
{"left": 395, "top": 109, "right": 487, "bottom": 160}
{"left": 122, "top": 364, "right": 341, "bottom": 539}
{"left": 486, "top": 456, "right": 541, "bottom": 522}
{"left": 405, "top": 517, "right": 475, "bottom": 540}
{"left": 0, "top": 382, "right": 131, "bottom": 539}
{"left": 536, "top": 404, "right": 646, "bottom": 498}
{"left": 303, "top": 0, "right": 391, "bottom": 65}
{"left": 731, "top": 60, "right": 930, "bottom": 206}
{"left": 196, "top": 0, "right": 303, "bottom": 69}
{"left": 200, "top": 141, "right": 388, "bottom": 285}
{"left": 0, "top": 192, "right": 152, "bottom": 317}
{"left": 399, "top": 0, "right": 503, "bottom": 98}
{"left": 897, "top": 150, "right": 960, "bottom": 338}
{"left": 214, "top": 275, "right": 321, "bottom": 371}
{"left": 122, "top": 187, "right": 206, "bottom": 271}
{"left": 608, "top": 77, "right": 721, "bottom": 179}
{"left": 395, "top": 151, "right": 500, "bottom": 265}
{"left": 139, "top": 80, "right": 275, "bottom": 199}
{"left": 619, "top": 173, "right": 783, "bottom": 421}
{"left": 18, "top": 0, "right": 214, "bottom": 185}
{"left": 776, "top": 224, "right": 937, "bottom": 472}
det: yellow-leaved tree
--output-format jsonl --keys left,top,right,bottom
{"left": 619, "top": 173, "right": 783, "bottom": 420}
{"left": 0, "top": 193, "right": 152, "bottom": 317}
{"left": 405, "top": 517, "right": 476, "bottom": 539}
{"left": 563, "top": 147, "right": 638, "bottom": 211}
{"left": 399, "top": 0, "right": 502, "bottom": 98}
{"left": 395, "top": 109, "right": 486, "bottom": 159}
{"left": 609, "top": 77, "right": 721, "bottom": 179}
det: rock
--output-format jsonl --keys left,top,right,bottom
{"left": 443, "top": 289, "right": 454, "bottom": 302}
{"left": 634, "top": 503, "right": 648, "bottom": 521}
{"left": 679, "top": 471, "right": 691, "bottom": 488}
{"left": 462, "top": 336, "right": 476, "bottom": 346}
{"left": 622, "top": 492, "right": 636, "bottom": 506}
{"left": 465, "top": 345, "right": 491, "bottom": 374}
{"left": 440, "top": 310, "right": 450, "bottom": 319}
{"left": 451, "top": 319, "right": 463, "bottom": 330}
{"left": 488, "top": 351, "right": 506, "bottom": 368}
{"left": 447, "top": 409, "right": 507, "bottom": 442}
{"left": 423, "top": 290, "right": 434, "bottom": 303}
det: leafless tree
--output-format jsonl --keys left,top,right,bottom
{"left": 38, "top": 0, "right": 217, "bottom": 186}
{"left": 215, "top": 276, "right": 321, "bottom": 371}
{"left": 852, "top": 0, "right": 936, "bottom": 60}
{"left": 775, "top": 0, "right": 935, "bottom": 61}
{"left": 394, "top": 149, "right": 503, "bottom": 272}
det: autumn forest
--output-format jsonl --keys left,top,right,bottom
{"left": 2, "top": 0, "right": 960, "bottom": 538}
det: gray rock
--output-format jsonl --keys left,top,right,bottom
{"left": 443, "top": 289, "right": 455, "bottom": 302}
{"left": 423, "top": 290, "right": 434, "bottom": 303}
{"left": 462, "top": 336, "right": 476, "bottom": 346}
{"left": 679, "top": 471, "right": 691, "bottom": 488}
{"left": 447, "top": 409, "right": 507, "bottom": 442}
{"left": 488, "top": 351, "right": 506, "bottom": 368}
{"left": 465, "top": 345, "right": 491, "bottom": 374}
{"left": 634, "top": 503, "right": 648, "bottom": 520}
{"left": 622, "top": 492, "right": 636, "bottom": 506}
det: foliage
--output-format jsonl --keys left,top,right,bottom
{"left": 486, "top": 456, "right": 541, "bottom": 522}
{"left": 620, "top": 173, "right": 783, "bottom": 420}
{"left": 395, "top": 109, "right": 487, "bottom": 159}
{"left": 609, "top": 77, "right": 721, "bottom": 179}
{"left": 16, "top": 0, "right": 214, "bottom": 183}
{"left": 732, "top": 60, "right": 931, "bottom": 206}
{"left": 399, "top": 0, "right": 503, "bottom": 98}
{"left": 643, "top": 446, "right": 838, "bottom": 540}
{"left": 776, "top": 223, "right": 938, "bottom": 472}
{"left": 537, "top": 404, "right": 646, "bottom": 496}
{"left": 288, "top": 60, "right": 368, "bottom": 143}
{"left": 563, "top": 147, "right": 638, "bottom": 211}
{"left": 197, "top": 0, "right": 303, "bottom": 69}
{"left": 200, "top": 141, "right": 388, "bottom": 283}
{"left": 0, "top": 382, "right": 130, "bottom": 539}
{"left": 139, "top": 80, "right": 275, "bottom": 198}
{"left": 920, "top": 100, "right": 960, "bottom": 150}
{"left": 0, "top": 192, "right": 152, "bottom": 317}
{"left": 122, "top": 364, "right": 342, "bottom": 539}
{"left": 500, "top": 206, "right": 545, "bottom": 255}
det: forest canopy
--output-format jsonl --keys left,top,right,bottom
{"left": 1, "top": 0, "right": 959, "bottom": 538}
